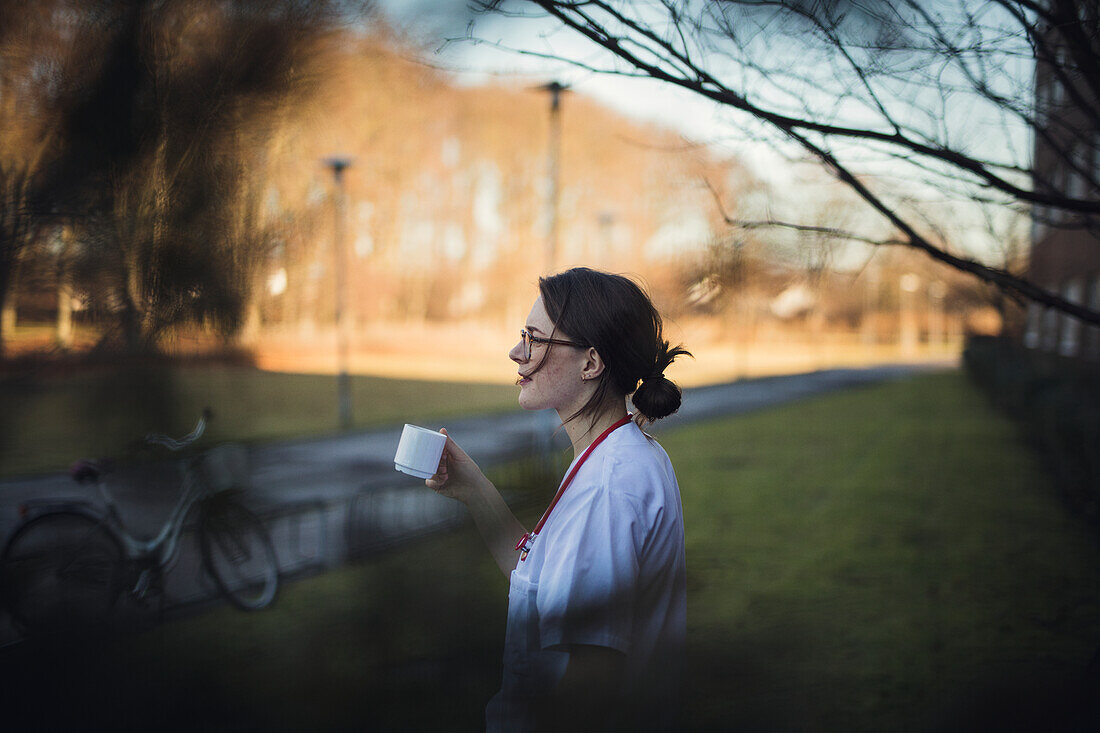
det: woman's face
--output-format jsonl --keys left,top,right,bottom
{"left": 509, "top": 296, "right": 592, "bottom": 415}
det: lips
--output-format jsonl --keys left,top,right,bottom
{"left": 517, "top": 373, "right": 532, "bottom": 386}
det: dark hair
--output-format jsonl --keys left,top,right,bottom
{"left": 536, "top": 267, "right": 691, "bottom": 427}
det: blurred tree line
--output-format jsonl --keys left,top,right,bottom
{"left": 1, "top": 0, "right": 989, "bottom": 361}
{"left": 0, "top": 0, "right": 758, "bottom": 357}
{"left": 0, "top": 0, "right": 356, "bottom": 355}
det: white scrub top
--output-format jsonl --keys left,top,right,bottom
{"left": 486, "top": 420, "right": 687, "bottom": 731}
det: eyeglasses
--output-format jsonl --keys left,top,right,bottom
{"left": 520, "top": 329, "right": 586, "bottom": 361}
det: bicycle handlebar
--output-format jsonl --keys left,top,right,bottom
{"left": 143, "top": 408, "right": 214, "bottom": 451}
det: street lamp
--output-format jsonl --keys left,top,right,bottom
{"left": 928, "top": 280, "right": 947, "bottom": 348}
{"left": 861, "top": 258, "right": 880, "bottom": 350}
{"left": 899, "top": 272, "right": 921, "bottom": 357}
{"left": 537, "top": 81, "right": 569, "bottom": 273}
{"left": 324, "top": 156, "right": 353, "bottom": 430}
{"left": 534, "top": 82, "right": 569, "bottom": 464}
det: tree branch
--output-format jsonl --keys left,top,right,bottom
{"left": 516, "top": 0, "right": 1100, "bottom": 325}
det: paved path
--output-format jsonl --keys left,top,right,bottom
{"left": 0, "top": 361, "right": 951, "bottom": 643}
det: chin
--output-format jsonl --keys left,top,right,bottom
{"left": 516, "top": 386, "right": 545, "bottom": 412}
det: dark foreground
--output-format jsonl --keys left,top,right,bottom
{"left": 2, "top": 371, "right": 1099, "bottom": 731}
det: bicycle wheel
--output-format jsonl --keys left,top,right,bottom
{"left": 0, "top": 511, "right": 125, "bottom": 635}
{"left": 199, "top": 499, "right": 278, "bottom": 610}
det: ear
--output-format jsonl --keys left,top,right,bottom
{"left": 580, "top": 346, "right": 606, "bottom": 382}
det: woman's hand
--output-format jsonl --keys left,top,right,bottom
{"left": 425, "top": 428, "right": 490, "bottom": 504}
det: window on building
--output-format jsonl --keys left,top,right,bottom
{"left": 1036, "top": 82, "right": 1049, "bottom": 128}
{"left": 1024, "top": 302, "right": 1044, "bottom": 349}
{"left": 1031, "top": 204, "right": 1048, "bottom": 245}
{"left": 1084, "top": 273, "right": 1100, "bottom": 361}
{"left": 1052, "top": 46, "right": 1067, "bottom": 107}
{"left": 1067, "top": 142, "right": 1088, "bottom": 200}
{"left": 1093, "top": 132, "right": 1100, "bottom": 188}
{"left": 1050, "top": 165, "right": 1069, "bottom": 226}
{"left": 1058, "top": 279, "right": 1084, "bottom": 357}
{"left": 1041, "top": 285, "right": 1061, "bottom": 352}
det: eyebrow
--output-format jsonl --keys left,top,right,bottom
{"left": 525, "top": 325, "right": 545, "bottom": 335}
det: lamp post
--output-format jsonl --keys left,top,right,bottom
{"left": 861, "top": 257, "right": 880, "bottom": 351}
{"left": 538, "top": 81, "right": 569, "bottom": 273}
{"left": 928, "top": 280, "right": 946, "bottom": 348}
{"left": 325, "top": 156, "right": 353, "bottom": 430}
{"left": 534, "top": 82, "right": 569, "bottom": 463}
{"left": 899, "top": 272, "right": 921, "bottom": 358}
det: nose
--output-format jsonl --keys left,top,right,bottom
{"left": 509, "top": 339, "right": 526, "bottom": 364}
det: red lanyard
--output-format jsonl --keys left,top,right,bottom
{"left": 514, "top": 413, "right": 632, "bottom": 562}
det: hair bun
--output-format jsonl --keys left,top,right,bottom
{"left": 632, "top": 373, "right": 682, "bottom": 422}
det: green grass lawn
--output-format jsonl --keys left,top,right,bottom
{"left": 2, "top": 371, "right": 1098, "bottom": 731}
{"left": 0, "top": 362, "right": 519, "bottom": 476}
{"left": 661, "top": 371, "right": 1100, "bottom": 730}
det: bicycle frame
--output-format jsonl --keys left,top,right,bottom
{"left": 2, "top": 408, "right": 278, "bottom": 631}
{"left": 94, "top": 454, "right": 212, "bottom": 569}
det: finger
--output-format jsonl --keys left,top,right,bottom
{"left": 439, "top": 430, "right": 471, "bottom": 463}
{"left": 441, "top": 428, "right": 460, "bottom": 457}
{"left": 426, "top": 453, "right": 448, "bottom": 487}
{"left": 430, "top": 457, "right": 447, "bottom": 477}
{"left": 425, "top": 465, "right": 447, "bottom": 486}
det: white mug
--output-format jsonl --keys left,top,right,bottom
{"left": 394, "top": 424, "right": 447, "bottom": 479}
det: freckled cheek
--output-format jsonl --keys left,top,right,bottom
{"left": 539, "top": 367, "right": 569, "bottom": 397}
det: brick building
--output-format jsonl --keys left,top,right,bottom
{"left": 1023, "top": 4, "right": 1100, "bottom": 360}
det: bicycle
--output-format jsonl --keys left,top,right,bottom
{"left": 0, "top": 409, "right": 279, "bottom": 637}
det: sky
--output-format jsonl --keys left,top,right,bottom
{"left": 373, "top": 0, "right": 780, "bottom": 170}
{"left": 372, "top": 0, "right": 1027, "bottom": 190}
{"left": 372, "top": 0, "right": 1035, "bottom": 268}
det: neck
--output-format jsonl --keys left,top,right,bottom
{"left": 560, "top": 404, "right": 630, "bottom": 457}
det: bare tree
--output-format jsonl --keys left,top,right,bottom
{"left": 0, "top": 0, "right": 72, "bottom": 355}
{"left": 478, "top": 0, "right": 1100, "bottom": 325}
{"left": 0, "top": 0, "right": 367, "bottom": 355}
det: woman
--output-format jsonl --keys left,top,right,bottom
{"left": 426, "top": 267, "right": 690, "bottom": 731}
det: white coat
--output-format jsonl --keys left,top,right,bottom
{"left": 486, "top": 420, "right": 687, "bottom": 731}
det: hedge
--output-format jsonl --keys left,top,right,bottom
{"left": 963, "top": 335, "right": 1100, "bottom": 521}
